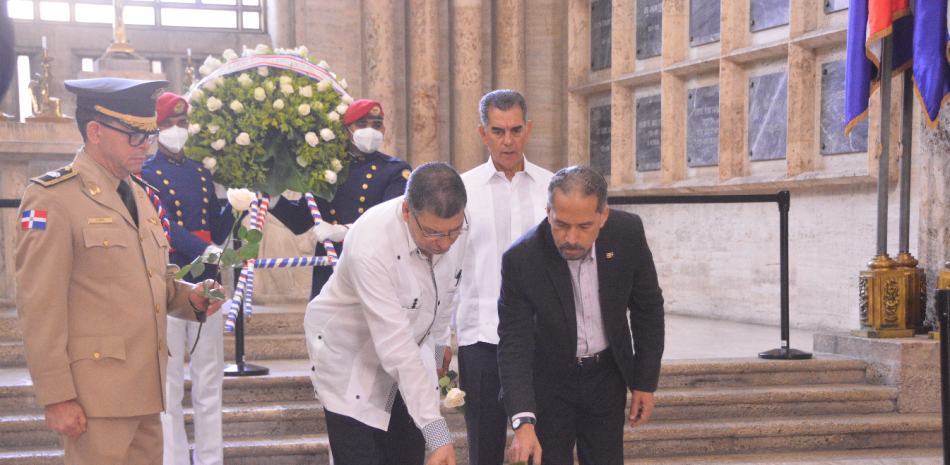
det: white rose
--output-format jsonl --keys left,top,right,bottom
{"left": 227, "top": 188, "right": 256, "bottom": 212}
{"left": 297, "top": 45, "right": 309, "bottom": 56}
{"left": 331, "top": 159, "right": 343, "bottom": 172}
{"left": 230, "top": 100, "right": 244, "bottom": 113}
{"left": 318, "top": 60, "right": 329, "bottom": 69}
{"left": 299, "top": 85, "right": 313, "bottom": 97}
{"left": 264, "top": 80, "right": 275, "bottom": 92}
{"left": 204, "top": 80, "right": 217, "bottom": 91}
{"left": 274, "top": 48, "right": 288, "bottom": 55}
{"left": 298, "top": 104, "right": 311, "bottom": 116}
{"left": 257, "top": 66, "right": 269, "bottom": 77}
{"left": 208, "top": 125, "right": 220, "bottom": 134}
{"left": 273, "top": 99, "right": 285, "bottom": 110}
{"left": 336, "top": 104, "right": 348, "bottom": 114}
{"left": 316, "top": 80, "right": 331, "bottom": 92}
{"left": 203, "top": 56, "right": 223, "bottom": 70}
{"left": 339, "top": 78, "right": 348, "bottom": 89}
{"left": 328, "top": 111, "right": 340, "bottom": 122}
{"left": 305, "top": 132, "right": 319, "bottom": 147}
{"left": 320, "top": 128, "right": 336, "bottom": 141}
{"left": 199, "top": 65, "right": 213, "bottom": 77}
{"left": 190, "top": 88, "right": 204, "bottom": 101}
{"left": 187, "top": 105, "right": 194, "bottom": 115}
{"left": 207, "top": 97, "right": 223, "bottom": 111}
{"left": 280, "top": 84, "right": 295, "bottom": 95}
{"left": 222, "top": 49, "right": 238, "bottom": 61}
{"left": 330, "top": 71, "right": 337, "bottom": 79}
{"left": 237, "top": 73, "right": 252, "bottom": 86}
{"left": 279, "top": 75, "right": 292, "bottom": 85}
{"left": 255, "top": 44, "right": 270, "bottom": 54}
{"left": 342, "top": 95, "right": 354, "bottom": 105}
{"left": 443, "top": 388, "right": 466, "bottom": 408}
{"left": 211, "top": 139, "right": 226, "bottom": 151}
{"left": 254, "top": 87, "right": 266, "bottom": 101}
{"left": 324, "top": 170, "right": 338, "bottom": 185}
{"left": 296, "top": 155, "right": 308, "bottom": 166}
{"left": 236, "top": 132, "right": 250, "bottom": 146}
{"left": 214, "top": 76, "right": 225, "bottom": 86}
{"left": 187, "top": 123, "right": 201, "bottom": 135}
{"left": 202, "top": 157, "right": 217, "bottom": 170}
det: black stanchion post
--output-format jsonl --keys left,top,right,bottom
{"left": 224, "top": 233, "right": 269, "bottom": 377}
{"left": 760, "top": 191, "right": 811, "bottom": 360}
{"left": 936, "top": 288, "right": 950, "bottom": 462}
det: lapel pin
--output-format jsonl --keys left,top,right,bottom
{"left": 606, "top": 252, "right": 614, "bottom": 258}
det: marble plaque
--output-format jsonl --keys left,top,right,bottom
{"left": 824, "top": 0, "right": 848, "bottom": 13}
{"left": 590, "top": 105, "right": 612, "bottom": 175}
{"left": 750, "top": 0, "right": 789, "bottom": 32}
{"left": 636, "top": 95, "right": 662, "bottom": 171}
{"left": 591, "top": 0, "right": 612, "bottom": 70}
{"left": 748, "top": 72, "right": 788, "bottom": 161}
{"left": 687, "top": 85, "right": 720, "bottom": 167}
{"left": 690, "top": 0, "right": 721, "bottom": 46}
{"left": 820, "top": 60, "right": 869, "bottom": 155}
{"left": 637, "top": 0, "right": 663, "bottom": 59}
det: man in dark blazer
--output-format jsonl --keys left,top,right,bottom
{"left": 497, "top": 165, "right": 665, "bottom": 465}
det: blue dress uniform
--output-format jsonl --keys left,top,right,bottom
{"left": 269, "top": 150, "right": 411, "bottom": 298}
{"left": 140, "top": 150, "right": 236, "bottom": 283}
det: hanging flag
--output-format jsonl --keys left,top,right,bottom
{"left": 844, "top": 0, "right": 914, "bottom": 135}
{"left": 912, "top": 0, "right": 950, "bottom": 127}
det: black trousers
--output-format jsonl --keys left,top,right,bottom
{"left": 324, "top": 392, "right": 426, "bottom": 465}
{"left": 535, "top": 350, "right": 628, "bottom": 465}
{"left": 457, "top": 342, "right": 509, "bottom": 465}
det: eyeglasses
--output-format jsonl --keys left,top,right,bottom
{"left": 158, "top": 119, "right": 190, "bottom": 130}
{"left": 100, "top": 123, "right": 156, "bottom": 147}
{"left": 413, "top": 212, "right": 469, "bottom": 239}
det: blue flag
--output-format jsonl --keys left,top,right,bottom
{"left": 912, "top": 0, "right": 950, "bottom": 127}
{"left": 844, "top": 0, "right": 914, "bottom": 136}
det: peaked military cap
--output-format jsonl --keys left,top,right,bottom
{"left": 64, "top": 78, "right": 169, "bottom": 133}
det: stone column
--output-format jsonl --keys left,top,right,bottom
{"left": 407, "top": 0, "right": 441, "bottom": 167}
{"left": 361, "top": 0, "right": 399, "bottom": 157}
{"left": 451, "top": 0, "right": 486, "bottom": 172}
{"left": 566, "top": 0, "right": 590, "bottom": 166}
{"left": 917, "top": 108, "right": 950, "bottom": 325}
{"left": 493, "top": 0, "right": 526, "bottom": 92}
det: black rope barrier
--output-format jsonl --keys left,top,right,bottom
{"left": 609, "top": 190, "right": 811, "bottom": 360}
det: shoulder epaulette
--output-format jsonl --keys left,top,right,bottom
{"left": 131, "top": 175, "right": 161, "bottom": 193}
{"left": 30, "top": 166, "right": 78, "bottom": 187}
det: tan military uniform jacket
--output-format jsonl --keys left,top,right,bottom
{"left": 15, "top": 149, "right": 198, "bottom": 418}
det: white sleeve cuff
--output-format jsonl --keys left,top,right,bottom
{"left": 512, "top": 412, "right": 536, "bottom": 423}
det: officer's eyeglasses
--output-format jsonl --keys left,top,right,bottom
{"left": 101, "top": 123, "right": 156, "bottom": 147}
{"left": 413, "top": 212, "right": 469, "bottom": 239}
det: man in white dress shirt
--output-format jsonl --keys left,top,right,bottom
{"left": 304, "top": 162, "right": 467, "bottom": 465}
{"left": 456, "top": 90, "right": 554, "bottom": 465}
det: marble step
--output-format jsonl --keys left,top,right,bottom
{"left": 623, "top": 413, "right": 942, "bottom": 459}
{"left": 0, "top": 309, "right": 21, "bottom": 341}
{"left": 624, "top": 447, "right": 942, "bottom": 464}
{"left": 657, "top": 356, "right": 868, "bottom": 389}
{"left": 0, "top": 446, "right": 63, "bottom": 465}
{"left": 0, "top": 341, "right": 25, "bottom": 368}
{"left": 226, "top": 309, "right": 305, "bottom": 336}
{"left": 222, "top": 333, "right": 308, "bottom": 361}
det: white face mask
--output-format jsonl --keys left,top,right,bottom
{"left": 351, "top": 128, "right": 383, "bottom": 154}
{"left": 158, "top": 126, "right": 189, "bottom": 154}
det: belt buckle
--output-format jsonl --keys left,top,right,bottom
{"left": 576, "top": 353, "right": 600, "bottom": 366}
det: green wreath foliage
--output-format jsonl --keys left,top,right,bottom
{"left": 183, "top": 46, "right": 352, "bottom": 201}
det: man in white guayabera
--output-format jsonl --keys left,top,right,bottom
{"left": 304, "top": 162, "right": 468, "bottom": 465}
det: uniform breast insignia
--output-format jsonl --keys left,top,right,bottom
{"left": 30, "top": 167, "right": 78, "bottom": 187}
{"left": 402, "top": 169, "right": 411, "bottom": 180}
{"left": 21, "top": 210, "right": 48, "bottom": 230}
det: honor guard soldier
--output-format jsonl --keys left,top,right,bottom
{"left": 141, "top": 92, "right": 236, "bottom": 465}
{"left": 269, "top": 99, "right": 412, "bottom": 299}
{"left": 15, "top": 78, "right": 225, "bottom": 465}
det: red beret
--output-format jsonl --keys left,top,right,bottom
{"left": 155, "top": 92, "right": 188, "bottom": 124}
{"left": 344, "top": 99, "right": 384, "bottom": 126}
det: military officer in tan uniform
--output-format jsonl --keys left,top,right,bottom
{"left": 15, "top": 78, "right": 226, "bottom": 465}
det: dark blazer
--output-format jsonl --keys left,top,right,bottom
{"left": 497, "top": 209, "right": 665, "bottom": 417}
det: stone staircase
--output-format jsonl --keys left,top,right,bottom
{"left": 0, "top": 306, "right": 941, "bottom": 464}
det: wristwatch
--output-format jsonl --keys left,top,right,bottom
{"left": 512, "top": 416, "right": 536, "bottom": 430}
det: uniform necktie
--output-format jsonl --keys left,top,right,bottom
{"left": 117, "top": 180, "right": 139, "bottom": 228}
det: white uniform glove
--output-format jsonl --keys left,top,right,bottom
{"left": 202, "top": 244, "right": 224, "bottom": 257}
{"left": 313, "top": 222, "right": 349, "bottom": 242}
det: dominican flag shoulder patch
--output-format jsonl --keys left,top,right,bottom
{"left": 21, "top": 210, "right": 48, "bottom": 230}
